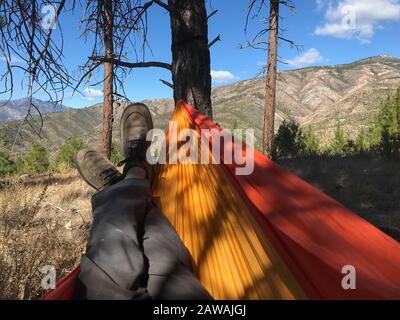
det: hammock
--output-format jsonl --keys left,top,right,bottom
{"left": 42, "top": 102, "right": 400, "bottom": 300}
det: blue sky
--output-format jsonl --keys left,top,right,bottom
{"left": 2, "top": 0, "right": 400, "bottom": 108}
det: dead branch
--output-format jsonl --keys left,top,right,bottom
{"left": 159, "top": 79, "right": 173, "bottom": 89}
{"left": 242, "top": 0, "right": 299, "bottom": 52}
{"left": 0, "top": 0, "right": 75, "bottom": 148}
{"left": 89, "top": 56, "right": 172, "bottom": 71}
{"left": 153, "top": 0, "right": 170, "bottom": 12}
{"left": 207, "top": 9, "right": 218, "bottom": 20}
{"left": 208, "top": 35, "right": 221, "bottom": 48}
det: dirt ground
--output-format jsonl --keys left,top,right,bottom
{"left": 278, "top": 154, "right": 400, "bottom": 241}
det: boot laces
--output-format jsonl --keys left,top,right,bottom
{"left": 99, "top": 167, "right": 118, "bottom": 180}
{"left": 117, "top": 139, "right": 146, "bottom": 167}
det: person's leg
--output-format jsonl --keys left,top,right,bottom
{"left": 143, "top": 206, "right": 212, "bottom": 299}
{"left": 117, "top": 103, "right": 211, "bottom": 299}
{"left": 74, "top": 103, "right": 211, "bottom": 300}
{"left": 84, "top": 171, "right": 211, "bottom": 299}
{"left": 75, "top": 149, "right": 150, "bottom": 299}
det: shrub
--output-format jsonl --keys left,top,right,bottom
{"left": 17, "top": 143, "right": 49, "bottom": 174}
{"left": 355, "top": 129, "right": 370, "bottom": 153}
{"left": 303, "top": 125, "right": 320, "bottom": 156}
{"left": 0, "top": 148, "right": 16, "bottom": 176}
{"left": 0, "top": 133, "right": 15, "bottom": 176}
{"left": 0, "top": 130, "right": 16, "bottom": 176}
{"left": 344, "top": 139, "right": 357, "bottom": 156}
{"left": 370, "top": 89, "right": 400, "bottom": 157}
{"left": 327, "top": 123, "right": 348, "bottom": 156}
{"left": 110, "top": 142, "right": 124, "bottom": 165}
{"left": 56, "top": 138, "right": 86, "bottom": 168}
{"left": 376, "top": 126, "right": 400, "bottom": 158}
{"left": 272, "top": 120, "right": 305, "bottom": 159}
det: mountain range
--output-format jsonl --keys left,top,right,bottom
{"left": 1, "top": 55, "right": 400, "bottom": 155}
{"left": 0, "top": 97, "right": 67, "bottom": 122}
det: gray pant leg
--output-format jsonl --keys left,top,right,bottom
{"left": 143, "top": 207, "right": 212, "bottom": 299}
{"left": 78, "top": 178, "right": 211, "bottom": 300}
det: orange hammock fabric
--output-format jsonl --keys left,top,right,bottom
{"left": 43, "top": 102, "right": 400, "bottom": 300}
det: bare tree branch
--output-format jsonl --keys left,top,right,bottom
{"left": 159, "top": 79, "right": 173, "bottom": 89}
{"left": 78, "top": 0, "right": 160, "bottom": 101}
{"left": 0, "top": 0, "right": 75, "bottom": 148}
{"left": 207, "top": 9, "right": 218, "bottom": 20}
{"left": 208, "top": 34, "right": 221, "bottom": 48}
{"left": 153, "top": 0, "right": 170, "bottom": 12}
{"left": 90, "top": 56, "right": 172, "bottom": 71}
{"left": 243, "top": 0, "right": 298, "bottom": 51}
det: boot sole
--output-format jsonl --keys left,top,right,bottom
{"left": 120, "top": 103, "right": 154, "bottom": 157}
{"left": 74, "top": 151, "right": 101, "bottom": 191}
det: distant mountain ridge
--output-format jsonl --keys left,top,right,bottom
{"left": 1, "top": 55, "right": 400, "bottom": 154}
{"left": 0, "top": 97, "right": 68, "bottom": 122}
{"left": 212, "top": 55, "right": 400, "bottom": 144}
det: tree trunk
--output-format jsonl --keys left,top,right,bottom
{"left": 101, "top": 0, "right": 114, "bottom": 159}
{"left": 168, "top": 0, "right": 212, "bottom": 119}
{"left": 263, "top": 0, "right": 279, "bottom": 156}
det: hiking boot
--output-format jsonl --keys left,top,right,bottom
{"left": 75, "top": 148, "right": 122, "bottom": 191}
{"left": 118, "top": 103, "right": 153, "bottom": 178}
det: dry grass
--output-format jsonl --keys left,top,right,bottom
{"left": 0, "top": 170, "right": 94, "bottom": 299}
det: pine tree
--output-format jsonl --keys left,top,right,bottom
{"left": 262, "top": 0, "right": 280, "bottom": 156}
{"left": 370, "top": 89, "right": 400, "bottom": 156}
{"left": 245, "top": 0, "right": 296, "bottom": 155}
{"left": 328, "top": 123, "right": 347, "bottom": 156}
{"left": 100, "top": 0, "right": 114, "bottom": 159}
{"left": 0, "top": 148, "right": 16, "bottom": 176}
{"left": 0, "top": 130, "right": 16, "bottom": 176}
{"left": 56, "top": 138, "right": 86, "bottom": 168}
{"left": 17, "top": 143, "right": 49, "bottom": 174}
{"left": 355, "top": 129, "right": 369, "bottom": 153}
{"left": 303, "top": 125, "right": 320, "bottom": 156}
{"left": 272, "top": 120, "right": 305, "bottom": 159}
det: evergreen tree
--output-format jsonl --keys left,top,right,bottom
{"left": 56, "top": 138, "right": 86, "bottom": 168}
{"left": 328, "top": 123, "right": 347, "bottom": 156}
{"left": 370, "top": 89, "right": 400, "bottom": 156}
{"left": 272, "top": 120, "right": 305, "bottom": 159}
{"left": 0, "top": 148, "right": 16, "bottom": 176}
{"left": 303, "top": 125, "right": 320, "bottom": 156}
{"left": 355, "top": 129, "right": 369, "bottom": 153}
{"left": 0, "top": 130, "right": 16, "bottom": 176}
{"left": 17, "top": 143, "right": 49, "bottom": 174}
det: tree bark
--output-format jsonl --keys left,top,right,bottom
{"left": 101, "top": 0, "right": 114, "bottom": 159}
{"left": 263, "top": 0, "right": 279, "bottom": 156}
{"left": 168, "top": 0, "right": 212, "bottom": 119}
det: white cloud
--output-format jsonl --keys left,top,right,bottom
{"left": 315, "top": 0, "right": 400, "bottom": 43}
{"left": 211, "top": 70, "right": 237, "bottom": 84}
{"left": 83, "top": 87, "right": 103, "bottom": 100}
{"left": 285, "top": 48, "right": 324, "bottom": 68}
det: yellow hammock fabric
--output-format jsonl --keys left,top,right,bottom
{"left": 151, "top": 103, "right": 306, "bottom": 299}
